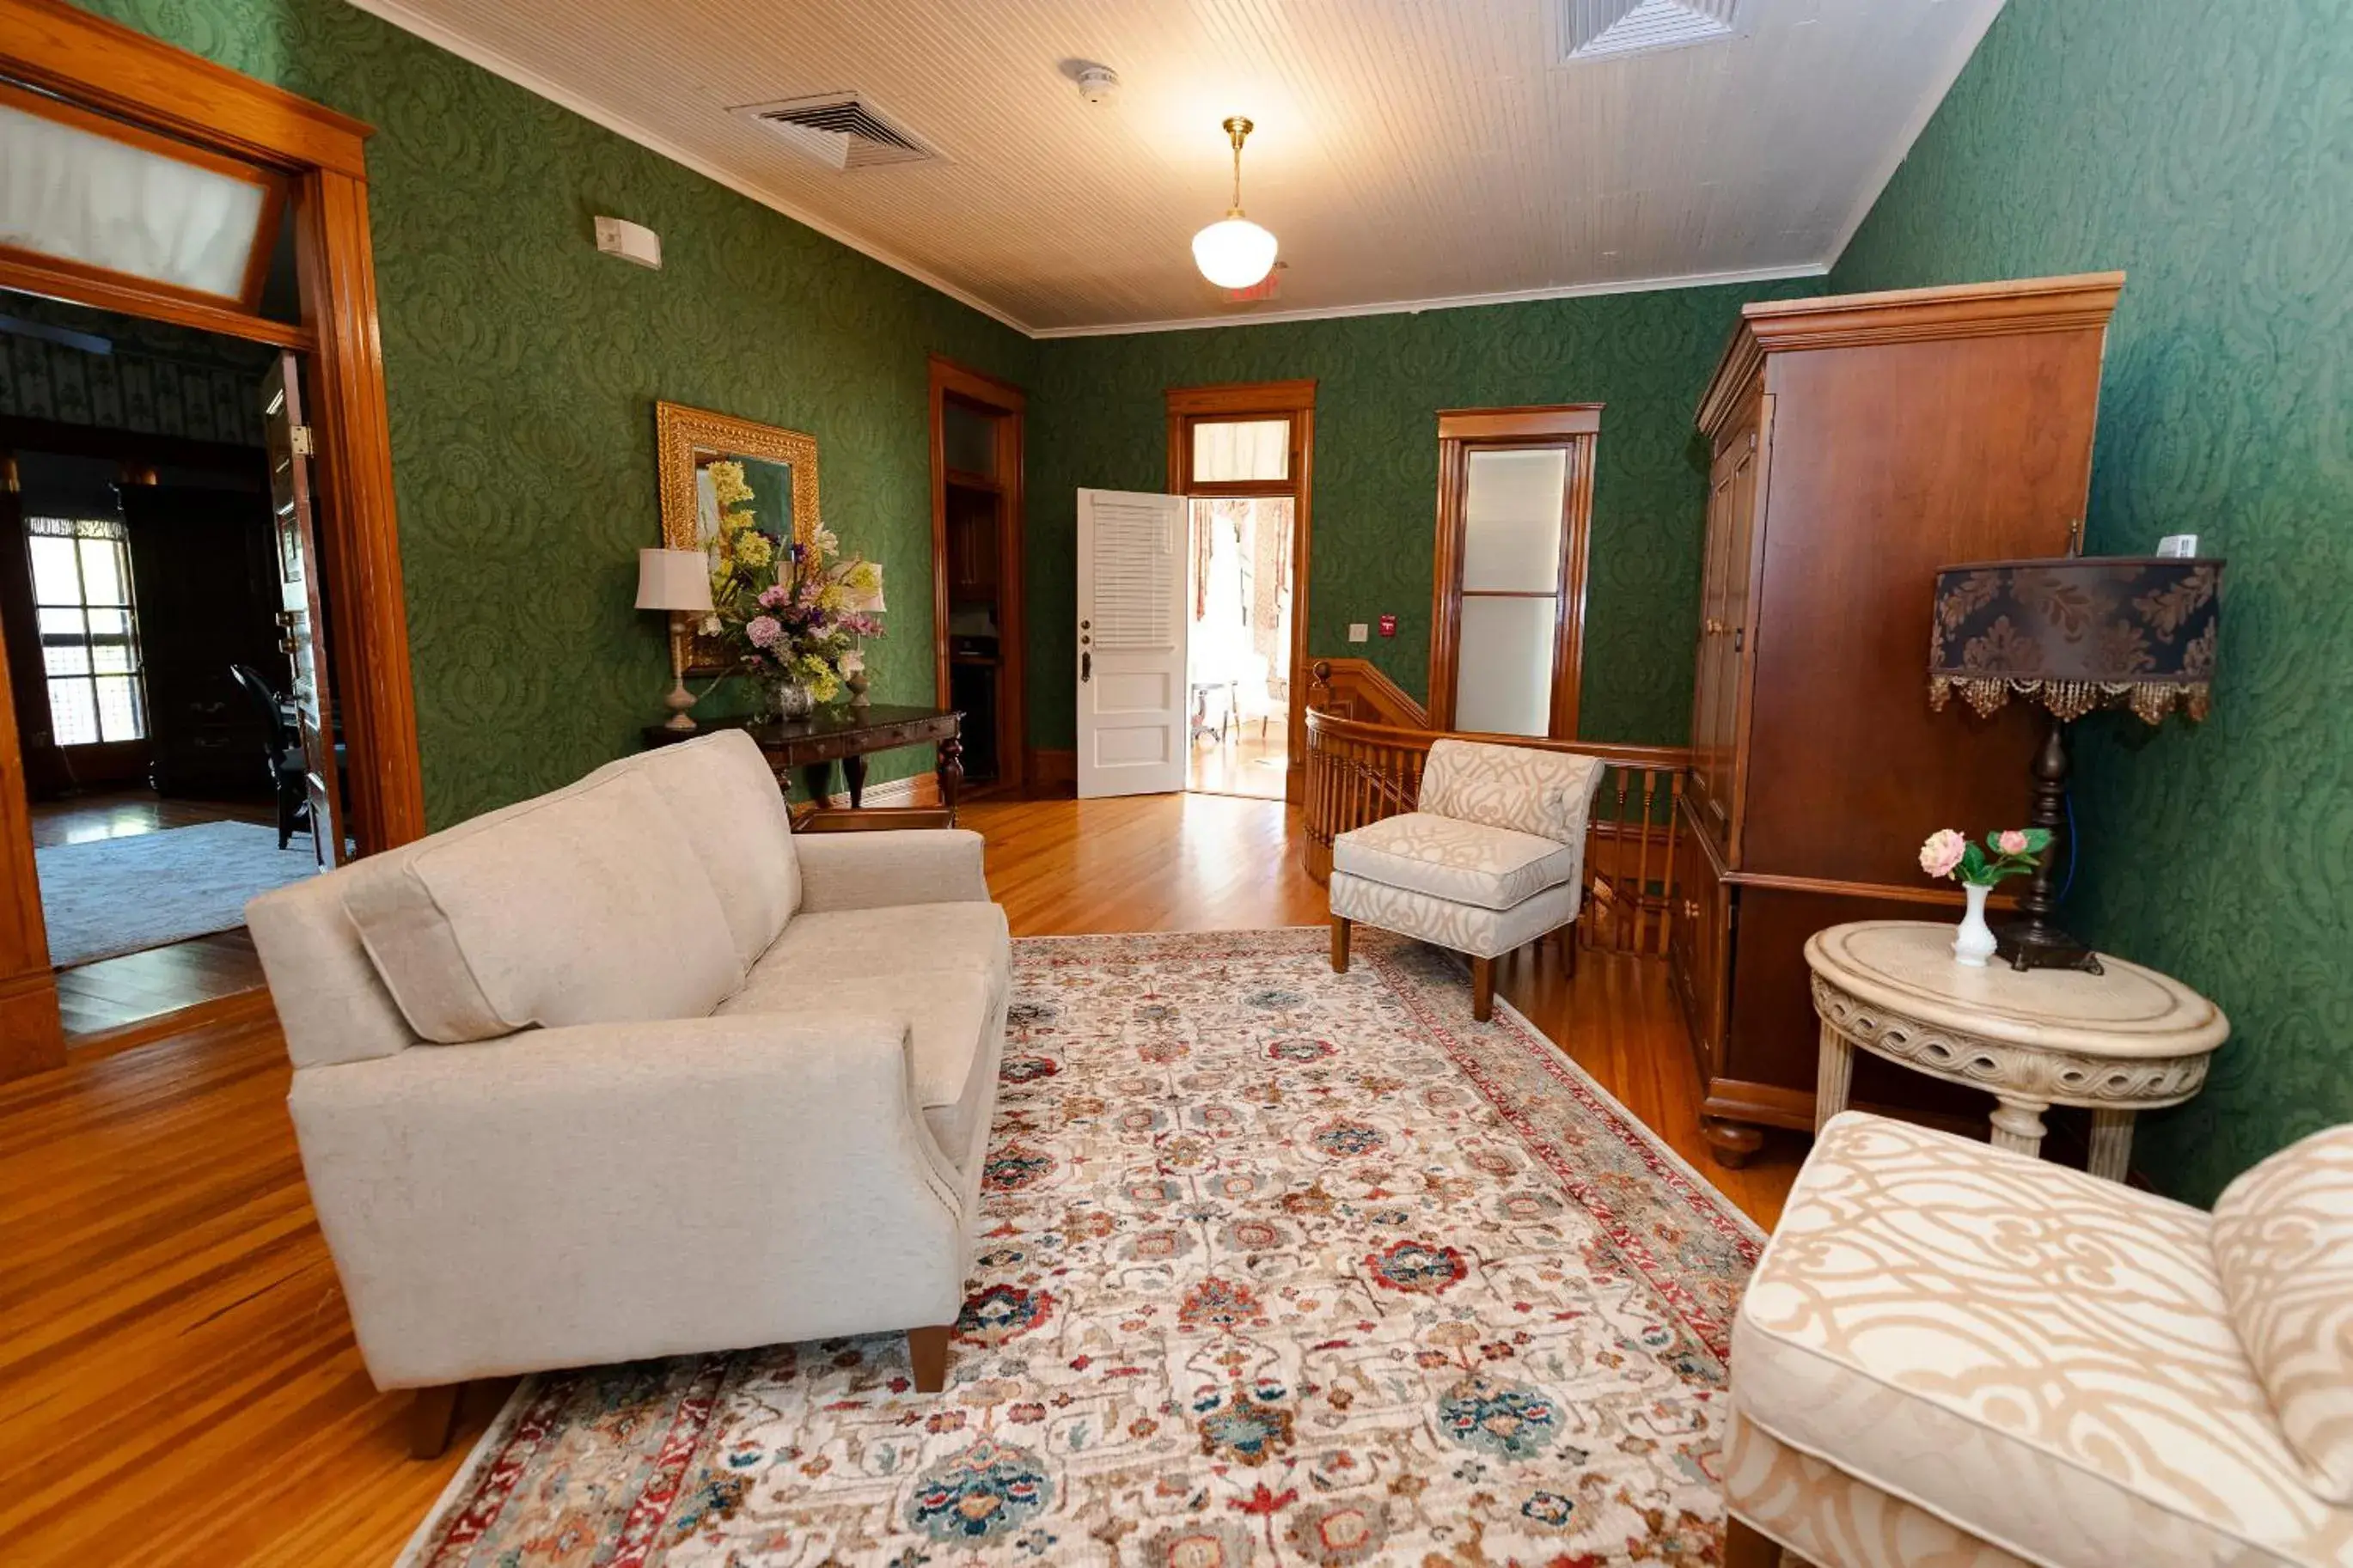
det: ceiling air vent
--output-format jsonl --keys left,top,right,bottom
{"left": 736, "top": 94, "right": 935, "bottom": 170}
{"left": 1559, "top": 0, "right": 1748, "bottom": 63}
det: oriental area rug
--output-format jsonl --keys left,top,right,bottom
{"left": 400, "top": 928, "right": 1763, "bottom": 1568}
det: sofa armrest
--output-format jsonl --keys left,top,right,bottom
{"left": 794, "top": 828, "right": 988, "bottom": 912}
{"left": 287, "top": 1012, "right": 966, "bottom": 1387}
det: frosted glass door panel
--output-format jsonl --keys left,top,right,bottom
{"left": 1191, "top": 420, "right": 1290, "bottom": 482}
{"left": 1454, "top": 595, "right": 1555, "bottom": 736}
{"left": 1460, "top": 448, "right": 1566, "bottom": 591}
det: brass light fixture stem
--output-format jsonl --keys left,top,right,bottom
{"left": 1224, "top": 115, "right": 1254, "bottom": 214}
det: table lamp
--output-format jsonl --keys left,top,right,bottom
{"left": 1928, "top": 554, "right": 2222, "bottom": 972}
{"left": 636, "top": 547, "right": 715, "bottom": 730}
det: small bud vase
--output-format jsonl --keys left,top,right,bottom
{"left": 1953, "top": 882, "right": 1998, "bottom": 967}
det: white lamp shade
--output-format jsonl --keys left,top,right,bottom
{"left": 635, "top": 547, "right": 713, "bottom": 612}
{"left": 1192, "top": 215, "right": 1278, "bottom": 289}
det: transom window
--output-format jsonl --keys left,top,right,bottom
{"left": 28, "top": 515, "right": 147, "bottom": 745}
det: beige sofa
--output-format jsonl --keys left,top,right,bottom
{"left": 246, "top": 729, "right": 1008, "bottom": 1446}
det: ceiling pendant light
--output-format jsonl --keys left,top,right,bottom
{"left": 1191, "top": 116, "right": 1278, "bottom": 290}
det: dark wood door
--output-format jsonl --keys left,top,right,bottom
{"left": 120, "top": 485, "right": 280, "bottom": 797}
{"left": 262, "top": 353, "right": 343, "bottom": 869}
{"left": 1689, "top": 414, "right": 1759, "bottom": 845}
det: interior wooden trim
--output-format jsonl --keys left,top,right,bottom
{"left": 928, "top": 354, "right": 1027, "bottom": 795}
{"left": 1, "top": 0, "right": 373, "bottom": 177}
{"left": 1165, "top": 380, "right": 1317, "bottom": 803}
{"left": 1305, "top": 656, "right": 1429, "bottom": 729}
{"left": 1435, "top": 403, "right": 1603, "bottom": 441}
{"left": 1697, "top": 272, "right": 2125, "bottom": 430}
{"left": 1426, "top": 412, "right": 1600, "bottom": 740}
{"left": 0, "top": 250, "right": 315, "bottom": 350}
{"left": 0, "top": 0, "right": 424, "bottom": 1078}
{"left": 1164, "top": 378, "right": 1317, "bottom": 416}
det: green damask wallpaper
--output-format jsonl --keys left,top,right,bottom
{"left": 1833, "top": 0, "right": 2352, "bottom": 1201}
{"left": 1025, "top": 279, "right": 1812, "bottom": 751}
{"left": 71, "top": 0, "right": 1033, "bottom": 823}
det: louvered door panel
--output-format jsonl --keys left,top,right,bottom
{"left": 1075, "top": 488, "right": 1188, "bottom": 797}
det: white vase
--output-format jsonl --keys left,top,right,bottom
{"left": 1953, "top": 882, "right": 1999, "bottom": 967}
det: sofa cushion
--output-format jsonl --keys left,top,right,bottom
{"left": 2211, "top": 1124, "right": 2353, "bottom": 1504}
{"left": 1735, "top": 1112, "right": 2353, "bottom": 1568}
{"left": 1722, "top": 1406, "right": 2032, "bottom": 1568}
{"left": 585, "top": 729, "right": 799, "bottom": 969}
{"left": 1329, "top": 870, "right": 1580, "bottom": 961}
{"left": 1332, "top": 811, "right": 1578, "bottom": 911}
{"left": 720, "top": 901, "right": 1011, "bottom": 1157}
{"left": 1419, "top": 737, "right": 1604, "bottom": 844}
{"left": 341, "top": 769, "right": 742, "bottom": 1043}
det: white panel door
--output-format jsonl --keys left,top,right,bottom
{"left": 1076, "top": 487, "right": 1189, "bottom": 798}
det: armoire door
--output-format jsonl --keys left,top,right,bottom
{"left": 1688, "top": 407, "right": 1764, "bottom": 857}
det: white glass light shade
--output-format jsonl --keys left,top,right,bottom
{"left": 1191, "top": 215, "right": 1278, "bottom": 290}
{"left": 635, "top": 547, "right": 714, "bottom": 612}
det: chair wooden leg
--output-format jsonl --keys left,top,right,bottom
{"left": 908, "top": 1324, "right": 952, "bottom": 1393}
{"left": 409, "top": 1383, "right": 461, "bottom": 1460}
{"left": 1470, "top": 955, "right": 1494, "bottom": 1022}
{"left": 1330, "top": 915, "right": 1352, "bottom": 973}
{"left": 1562, "top": 923, "right": 1579, "bottom": 978}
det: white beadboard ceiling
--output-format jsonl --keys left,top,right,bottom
{"left": 348, "top": 0, "right": 2006, "bottom": 337}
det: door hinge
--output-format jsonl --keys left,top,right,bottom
{"left": 289, "top": 424, "right": 315, "bottom": 458}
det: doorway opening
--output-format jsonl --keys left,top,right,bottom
{"left": 1183, "top": 495, "right": 1292, "bottom": 799}
{"left": 929, "top": 357, "right": 1025, "bottom": 796}
{"left": 1164, "top": 379, "right": 1314, "bottom": 804}
{"left": 2, "top": 293, "right": 345, "bottom": 1039}
{"left": 1, "top": 3, "right": 418, "bottom": 1075}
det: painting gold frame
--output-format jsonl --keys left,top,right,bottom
{"left": 654, "top": 399, "right": 820, "bottom": 674}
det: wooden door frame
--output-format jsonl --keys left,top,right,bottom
{"left": 1164, "top": 379, "right": 1316, "bottom": 804}
{"left": 0, "top": 0, "right": 425, "bottom": 1078}
{"left": 1426, "top": 404, "right": 1601, "bottom": 740}
{"left": 927, "top": 355, "right": 1027, "bottom": 795}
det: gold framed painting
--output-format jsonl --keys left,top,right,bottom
{"left": 654, "top": 400, "right": 821, "bottom": 674}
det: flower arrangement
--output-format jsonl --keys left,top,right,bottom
{"left": 1919, "top": 827, "right": 2052, "bottom": 887}
{"left": 700, "top": 460, "right": 884, "bottom": 708}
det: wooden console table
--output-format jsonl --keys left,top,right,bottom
{"left": 1806, "top": 921, "right": 2228, "bottom": 1181}
{"left": 642, "top": 705, "right": 963, "bottom": 819}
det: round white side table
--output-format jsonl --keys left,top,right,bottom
{"left": 1804, "top": 922, "right": 2228, "bottom": 1181}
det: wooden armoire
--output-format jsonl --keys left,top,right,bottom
{"left": 1667, "top": 273, "right": 2124, "bottom": 1167}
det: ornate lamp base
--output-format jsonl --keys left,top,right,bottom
{"left": 1994, "top": 918, "right": 2104, "bottom": 974}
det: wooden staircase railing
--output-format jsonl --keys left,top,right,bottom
{"left": 1304, "top": 673, "right": 1689, "bottom": 958}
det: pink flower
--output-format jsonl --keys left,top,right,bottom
{"left": 745, "top": 614, "right": 782, "bottom": 650}
{"left": 757, "top": 584, "right": 788, "bottom": 610}
{"left": 1919, "top": 829, "right": 1967, "bottom": 880}
{"left": 1995, "top": 829, "right": 2031, "bottom": 855}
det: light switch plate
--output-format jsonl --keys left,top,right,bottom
{"left": 1348, "top": 622, "right": 1369, "bottom": 643}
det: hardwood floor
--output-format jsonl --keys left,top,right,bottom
{"left": 30, "top": 791, "right": 278, "bottom": 1039}
{"left": 0, "top": 792, "right": 1800, "bottom": 1567}
{"left": 1185, "top": 724, "right": 1288, "bottom": 799}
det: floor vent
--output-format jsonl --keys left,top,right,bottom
{"left": 736, "top": 94, "right": 935, "bottom": 169}
{"left": 1560, "top": 0, "right": 1748, "bottom": 63}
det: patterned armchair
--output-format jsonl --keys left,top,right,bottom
{"left": 1726, "top": 1113, "right": 2353, "bottom": 1568}
{"left": 1326, "top": 737, "right": 1606, "bottom": 1020}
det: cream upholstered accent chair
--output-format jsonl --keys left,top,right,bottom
{"left": 1327, "top": 737, "right": 1606, "bottom": 1021}
{"left": 1725, "top": 1112, "right": 2353, "bottom": 1568}
{"left": 244, "top": 729, "right": 1008, "bottom": 1456}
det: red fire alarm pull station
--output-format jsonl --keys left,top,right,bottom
{"left": 1378, "top": 613, "right": 1397, "bottom": 638}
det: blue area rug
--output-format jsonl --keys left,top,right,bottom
{"left": 35, "top": 821, "right": 317, "bottom": 967}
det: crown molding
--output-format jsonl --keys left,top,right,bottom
{"left": 340, "top": 0, "right": 1034, "bottom": 336}
{"left": 1027, "top": 263, "right": 1829, "bottom": 339}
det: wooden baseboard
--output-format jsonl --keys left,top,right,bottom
{"left": 1024, "top": 748, "right": 1076, "bottom": 796}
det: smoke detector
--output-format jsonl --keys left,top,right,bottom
{"left": 734, "top": 93, "right": 935, "bottom": 169}
{"left": 1559, "top": 0, "right": 1751, "bottom": 63}
{"left": 1075, "top": 64, "right": 1121, "bottom": 106}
